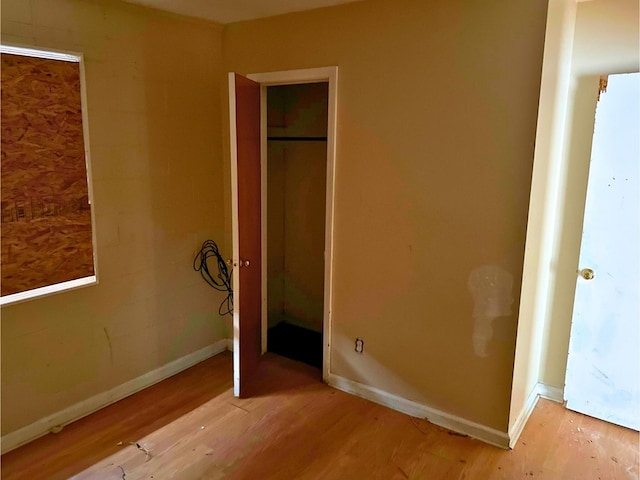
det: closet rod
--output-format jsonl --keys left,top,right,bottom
{"left": 267, "top": 136, "right": 327, "bottom": 141}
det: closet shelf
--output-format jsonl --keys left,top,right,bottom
{"left": 267, "top": 136, "right": 327, "bottom": 141}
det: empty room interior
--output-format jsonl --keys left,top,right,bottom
{"left": 0, "top": 0, "right": 638, "bottom": 478}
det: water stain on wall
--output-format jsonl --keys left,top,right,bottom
{"left": 468, "top": 265, "right": 514, "bottom": 357}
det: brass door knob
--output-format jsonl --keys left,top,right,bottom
{"left": 580, "top": 268, "right": 595, "bottom": 280}
{"left": 240, "top": 260, "right": 250, "bottom": 267}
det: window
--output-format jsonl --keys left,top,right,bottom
{"left": 1, "top": 45, "right": 97, "bottom": 305}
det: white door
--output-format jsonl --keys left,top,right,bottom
{"left": 565, "top": 72, "right": 639, "bottom": 430}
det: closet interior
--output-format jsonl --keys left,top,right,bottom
{"left": 266, "top": 82, "right": 328, "bottom": 370}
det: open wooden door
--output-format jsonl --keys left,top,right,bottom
{"left": 229, "top": 73, "right": 262, "bottom": 397}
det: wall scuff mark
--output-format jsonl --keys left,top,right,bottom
{"left": 103, "top": 327, "right": 114, "bottom": 365}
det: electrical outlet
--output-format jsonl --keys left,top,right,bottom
{"left": 355, "top": 338, "right": 364, "bottom": 354}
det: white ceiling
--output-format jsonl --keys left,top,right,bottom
{"left": 121, "top": 0, "right": 363, "bottom": 24}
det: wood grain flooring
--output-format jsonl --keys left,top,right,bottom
{"left": 1, "top": 352, "right": 637, "bottom": 479}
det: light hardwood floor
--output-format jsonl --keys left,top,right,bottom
{"left": 1, "top": 352, "right": 637, "bottom": 479}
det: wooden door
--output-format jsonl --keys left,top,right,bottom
{"left": 229, "top": 73, "right": 262, "bottom": 397}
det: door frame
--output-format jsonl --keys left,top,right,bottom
{"left": 241, "top": 66, "right": 338, "bottom": 383}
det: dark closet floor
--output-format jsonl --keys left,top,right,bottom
{"left": 267, "top": 322, "right": 322, "bottom": 369}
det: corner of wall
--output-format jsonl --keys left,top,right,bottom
{"left": 508, "top": 383, "right": 540, "bottom": 448}
{"left": 509, "top": 0, "right": 577, "bottom": 433}
{"left": 507, "top": 381, "right": 564, "bottom": 449}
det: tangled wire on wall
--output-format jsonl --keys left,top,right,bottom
{"left": 193, "top": 240, "right": 233, "bottom": 316}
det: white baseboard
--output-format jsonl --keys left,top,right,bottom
{"left": 508, "top": 383, "right": 540, "bottom": 448}
{"left": 507, "top": 382, "right": 565, "bottom": 448}
{"left": 226, "top": 338, "right": 234, "bottom": 351}
{"left": 327, "top": 373, "right": 510, "bottom": 449}
{"left": 1, "top": 339, "right": 229, "bottom": 454}
{"left": 538, "top": 383, "right": 564, "bottom": 403}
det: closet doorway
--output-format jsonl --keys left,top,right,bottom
{"left": 265, "top": 82, "right": 328, "bottom": 371}
{"left": 234, "top": 67, "right": 337, "bottom": 385}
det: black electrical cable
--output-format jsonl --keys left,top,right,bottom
{"left": 193, "top": 240, "right": 233, "bottom": 316}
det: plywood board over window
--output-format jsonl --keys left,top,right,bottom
{"left": 1, "top": 46, "right": 96, "bottom": 304}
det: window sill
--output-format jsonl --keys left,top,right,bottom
{"left": 0, "top": 276, "right": 97, "bottom": 307}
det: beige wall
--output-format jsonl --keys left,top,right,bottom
{"left": 224, "top": 0, "right": 547, "bottom": 430}
{"left": 1, "top": 0, "right": 227, "bottom": 436}
{"left": 572, "top": 0, "right": 640, "bottom": 76}
{"left": 540, "top": 0, "right": 640, "bottom": 387}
